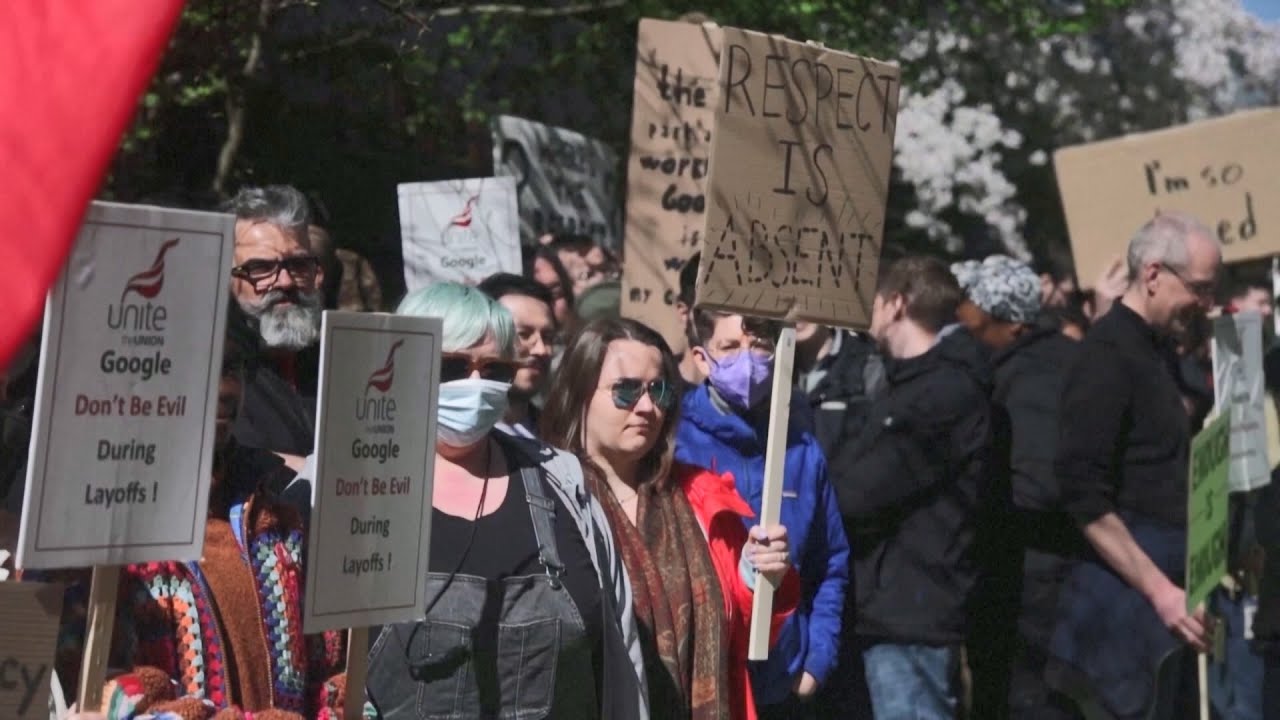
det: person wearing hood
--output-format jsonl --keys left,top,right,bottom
{"left": 674, "top": 309, "right": 850, "bottom": 717}
{"left": 952, "top": 255, "right": 1084, "bottom": 719}
{"left": 829, "top": 255, "right": 994, "bottom": 719}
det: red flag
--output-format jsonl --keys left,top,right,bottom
{"left": 0, "top": 1, "right": 184, "bottom": 369}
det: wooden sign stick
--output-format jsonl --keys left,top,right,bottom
{"left": 345, "top": 626, "right": 370, "bottom": 719}
{"left": 747, "top": 325, "right": 797, "bottom": 661}
{"left": 77, "top": 564, "right": 121, "bottom": 712}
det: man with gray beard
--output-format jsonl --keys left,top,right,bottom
{"left": 226, "top": 185, "right": 325, "bottom": 470}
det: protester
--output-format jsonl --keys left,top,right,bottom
{"left": 829, "top": 255, "right": 992, "bottom": 719}
{"left": 542, "top": 233, "right": 619, "bottom": 297}
{"left": 793, "top": 320, "right": 885, "bottom": 458}
{"left": 540, "top": 317, "right": 799, "bottom": 720}
{"left": 308, "top": 223, "right": 383, "bottom": 312}
{"left": 1206, "top": 279, "right": 1274, "bottom": 720}
{"left": 953, "top": 255, "right": 1084, "bottom": 719}
{"left": 1038, "top": 297, "right": 1091, "bottom": 341}
{"left": 226, "top": 184, "right": 324, "bottom": 468}
{"left": 674, "top": 252, "right": 708, "bottom": 387}
{"left": 1254, "top": 348, "right": 1280, "bottom": 717}
{"left": 1035, "top": 251, "right": 1077, "bottom": 309}
{"left": 477, "top": 272, "right": 558, "bottom": 438}
{"left": 61, "top": 302, "right": 349, "bottom": 720}
{"left": 1046, "top": 212, "right": 1223, "bottom": 719}
{"left": 524, "top": 244, "right": 577, "bottom": 330}
{"left": 365, "top": 283, "right": 647, "bottom": 720}
{"left": 676, "top": 310, "right": 849, "bottom": 717}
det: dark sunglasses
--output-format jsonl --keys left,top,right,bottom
{"left": 440, "top": 353, "right": 518, "bottom": 384}
{"left": 230, "top": 255, "right": 322, "bottom": 286}
{"left": 605, "top": 378, "right": 675, "bottom": 411}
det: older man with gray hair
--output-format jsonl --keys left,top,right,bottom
{"left": 1046, "top": 212, "right": 1222, "bottom": 719}
{"left": 226, "top": 184, "right": 325, "bottom": 468}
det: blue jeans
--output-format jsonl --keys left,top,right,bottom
{"left": 862, "top": 643, "right": 960, "bottom": 720}
{"left": 1209, "top": 590, "right": 1263, "bottom": 720}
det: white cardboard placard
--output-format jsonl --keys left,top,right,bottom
{"left": 1212, "top": 312, "right": 1271, "bottom": 492}
{"left": 398, "top": 177, "right": 521, "bottom": 293}
{"left": 18, "top": 202, "right": 233, "bottom": 569}
{"left": 304, "top": 311, "right": 441, "bottom": 633}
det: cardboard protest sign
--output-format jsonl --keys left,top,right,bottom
{"left": 1055, "top": 109, "right": 1280, "bottom": 287}
{"left": 492, "top": 115, "right": 622, "bottom": 249}
{"left": 304, "top": 311, "right": 441, "bottom": 633}
{"left": 18, "top": 202, "right": 232, "bottom": 569}
{"left": 1186, "top": 412, "right": 1230, "bottom": 613}
{"left": 0, "top": 582, "right": 64, "bottom": 718}
{"left": 695, "top": 29, "right": 900, "bottom": 329}
{"left": 620, "top": 19, "right": 722, "bottom": 354}
{"left": 399, "top": 177, "right": 522, "bottom": 293}
{"left": 1212, "top": 312, "right": 1271, "bottom": 492}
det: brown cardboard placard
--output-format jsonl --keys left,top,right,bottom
{"left": 620, "top": 19, "right": 722, "bottom": 354}
{"left": 0, "top": 582, "right": 65, "bottom": 718}
{"left": 1054, "top": 108, "right": 1280, "bottom": 288}
{"left": 696, "top": 27, "right": 900, "bottom": 330}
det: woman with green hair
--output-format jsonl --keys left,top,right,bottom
{"left": 365, "top": 282, "right": 648, "bottom": 720}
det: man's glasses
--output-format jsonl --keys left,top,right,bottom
{"left": 1161, "top": 263, "right": 1217, "bottom": 300}
{"left": 230, "top": 256, "right": 322, "bottom": 288}
{"left": 604, "top": 378, "right": 676, "bottom": 411}
{"left": 440, "top": 353, "right": 518, "bottom": 384}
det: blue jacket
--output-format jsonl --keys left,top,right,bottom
{"left": 674, "top": 383, "right": 850, "bottom": 705}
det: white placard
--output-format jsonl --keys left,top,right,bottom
{"left": 304, "top": 311, "right": 441, "bottom": 633}
{"left": 1212, "top": 311, "right": 1271, "bottom": 492}
{"left": 491, "top": 114, "right": 622, "bottom": 249}
{"left": 398, "top": 177, "right": 521, "bottom": 293}
{"left": 18, "top": 202, "right": 233, "bottom": 569}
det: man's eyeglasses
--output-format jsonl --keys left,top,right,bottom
{"left": 230, "top": 256, "right": 322, "bottom": 288}
{"left": 603, "top": 378, "right": 676, "bottom": 411}
{"left": 440, "top": 353, "right": 518, "bottom": 384}
{"left": 1161, "top": 263, "right": 1217, "bottom": 299}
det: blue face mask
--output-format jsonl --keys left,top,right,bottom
{"left": 707, "top": 349, "right": 774, "bottom": 410}
{"left": 436, "top": 378, "right": 510, "bottom": 448}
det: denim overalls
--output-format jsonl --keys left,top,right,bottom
{"left": 366, "top": 465, "right": 597, "bottom": 719}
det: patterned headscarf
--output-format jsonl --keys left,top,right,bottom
{"left": 951, "top": 255, "right": 1041, "bottom": 324}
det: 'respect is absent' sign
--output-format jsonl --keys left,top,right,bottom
{"left": 1055, "top": 109, "right": 1280, "bottom": 287}
{"left": 620, "top": 18, "right": 722, "bottom": 355}
{"left": 1186, "top": 412, "right": 1230, "bottom": 613}
{"left": 304, "top": 311, "right": 441, "bottom": 633}
{"left": 398, "top": 177, "right": 522, "bottom": 293}
{"left": 696, "top": 28, "right": 900, "bottom": 329}
{"left": 18, "top": 202, "right": 232, "bottom": 569}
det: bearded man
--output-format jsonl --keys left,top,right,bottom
{"left": 226, "top": 185, "right": 325, "bottom": 470}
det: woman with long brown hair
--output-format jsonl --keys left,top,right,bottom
{"left": 541, "top": 318, "right": 798, "bottom": 720}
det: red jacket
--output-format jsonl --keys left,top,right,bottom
{"left": 677, "top": 463, "right": 801, "bottom": 720}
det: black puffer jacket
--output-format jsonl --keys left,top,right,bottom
{"left": 832, "top": 327, "right": 993, "bottom": 644}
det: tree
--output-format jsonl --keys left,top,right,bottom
{"left": 105, "top": 0, "right": 1149, "bottom": 298}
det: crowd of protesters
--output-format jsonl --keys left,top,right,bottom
{"left": 2, "top": 182, "right": 1279, "bottom": 720}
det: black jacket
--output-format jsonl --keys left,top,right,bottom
{"left": 801, "top": 331, "right": 886, "bottom": 459}
{"left": 231, "top": 348, "right": 319, "bottom": 457}
{"left": 832, "top": 327, "right": 993, "bottom": 644}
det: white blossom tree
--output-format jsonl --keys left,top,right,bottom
{"left": 884, "top": 0, "right": 1280, "bottom": 264}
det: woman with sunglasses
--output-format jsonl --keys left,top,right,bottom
{"left": 540, "top": 318, "right": 799, "bottom": 720}
{"left": 365, "top": 282, "right": 647, "bottom": 720}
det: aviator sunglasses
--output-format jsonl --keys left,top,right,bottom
{"left": 440, "top": 353, "right": 518, "bottom": 384}
{"left": 604, "top": 377, "right": 676, "bottom": 411}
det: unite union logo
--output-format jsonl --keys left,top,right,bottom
{"left": 448, "top": 194, "right": 480, "bottom": 229}
{"left": 121, "top": 238, "right": 180, "bottom": 302}
{"left": 365, "top": 339, "right": 405, "bottom": 395}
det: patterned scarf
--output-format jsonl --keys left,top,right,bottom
{"left": 589, "top": 470, "right": 729, "bottom": 720}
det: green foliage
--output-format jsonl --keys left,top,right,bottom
{"left": 107, "top": 0, "right": 1137, "bottom": 297}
